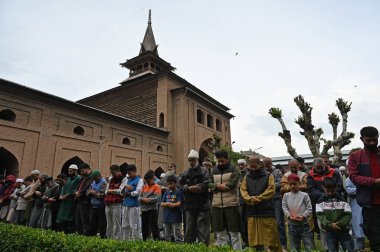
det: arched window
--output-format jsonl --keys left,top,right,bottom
{"left": 159, "top": 113, "right": 164, "bottom": 128}
{"left": 122, "top": 137, "right": 131, "bottom": 145}
{"left": 197, "top": 109, "right": 204, "bottom": 124}
{"left": 0, "top": 109, "right": 16, "bottom": 122}
{"left": 207, "top": 114, "right": 213, "bottom": 128}
{"left": 157, "top": 145, "right": 163, "bottom": 152}
{"left": 73, "top": 126, "right": 85, "bottom": 136}
{"left": 216, "top": 119, "right": 222, "bottom": 132}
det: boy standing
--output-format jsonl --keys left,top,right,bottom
{"left": 282, "top": 174, "right": 315, "bottom": 251}
{"left": 121, "top": 164, "right": 144, "bottom": 240}
{"left": 316, "top": 177, "right": 354, "bottom": 252}
{"left": 161, "top": 175, "right": 184, "bottom": 243}
{"left": 140, "top": 170, "right": 161, "bottom": 240}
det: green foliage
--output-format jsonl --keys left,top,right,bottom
{"left": 0, "top": 223, "right": 232, "bottom": 252}
{"left": 268, "top": 107, "right": 283, "bottom": 119}
{"left": 328, "top": 112, "right": 340, "bottom": 127}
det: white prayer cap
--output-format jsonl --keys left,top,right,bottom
{"left": 237, "top": 159, "right": 247, "bottom": 164}
{"left": 16, "top": 178, "right": 24, "bottom": 183}
{"left": 188, "top": 149, "right": 199, "bottom": 159}
{"left": 69, "top": 164, "right": 78, "bottom": 170}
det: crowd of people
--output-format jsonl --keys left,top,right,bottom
{"left": 0, "top": 126, "right": 380, "bottom": 252}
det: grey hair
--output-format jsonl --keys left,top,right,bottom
{"left": 288, "top": 159, "right": 299, "bottom": 165}
{"left": 313, "top": 157, "right": 324, "bottom": 165}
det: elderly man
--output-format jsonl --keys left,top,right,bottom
{"left": 179, "top": 149, "right": 210, "bottom": 245}
{"left": 56, "top": 164, "right": 81, "bottom": 233}
{"left": 29, "top": 173, "right": 50, "bottom": 227}
{"left": 348, "top": 126, "right": 380, "bottom": 251}
{"left": 209, "top": 150, "right": 242, "bottom": 250}
{"left": 264, "top": 157, "right": 287, "bottom": 251}
{"left": 240, "top": 156, "right": 281, "bottom": 251}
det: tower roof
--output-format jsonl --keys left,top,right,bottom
{"left": 139, "top": 10, "right": 158, "bottom": 56}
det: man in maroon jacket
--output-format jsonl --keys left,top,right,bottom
{"left": 348, "top": 126, "right": 380, "bottom": 251}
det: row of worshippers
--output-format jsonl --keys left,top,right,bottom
{"left": 1, "top": 125, "right": 379, "bottom": 251}
{"left": 0, "top": 151, "right": 359, "bottom": 251}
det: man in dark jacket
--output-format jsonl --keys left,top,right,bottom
{"left": 74, "top": 163, "right": 94, "bottom": 235}
{"left": 179, "top": 149, "right": 210, "bottom": 245}
{"left": 348, "top": 126, "right": 380, "bottom": 251}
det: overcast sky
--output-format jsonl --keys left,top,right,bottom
{"left": 1, "top": 1, "right": 380, "bottom": 157}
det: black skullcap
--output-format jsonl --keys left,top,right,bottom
{"left": 360, "top": 126, "right": 378, "bottom": 137}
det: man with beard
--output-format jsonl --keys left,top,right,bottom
{"left": 179, "top": 149, "right": 210, "bottom": 245}
{"left": 56, "top": 164, "right": 81, "bottom": 233}
{"left": 240, "top": 156, "right": 281, "bottom": 251}
{"left": 29, "top": 173, "right": 49, "bottom": 227}
{"left": 296, "top": 157, "right": 310, "bottom": 174}
{"left": 264, "top": 157, "right": 287, "bottom": 252}
{"left": 40, "top": 176, "right": 60, "bottom": 229}
{"left": 348, "top": 126, "right": 380, "bottom": 251}
{"left": 281, "top": 159, "right": 308, "bottom": 195}
{"left": 209, "top": 150, "right": 242, "bottom": 250}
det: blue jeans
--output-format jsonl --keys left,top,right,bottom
{"left": 274, "top": 198, "right": 287, "bottom": 248}
{"left": 325, "top": 230, "right": 354, "bottom": 252}
{"left": 288, "top": 222, "right": 315, "bottom": 252}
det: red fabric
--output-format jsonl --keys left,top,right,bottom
{"left": 104, "top": 174, "right": 124, "bottom": 205}
{"left": 369, "top": 152, "right": 380, "bottom": 205}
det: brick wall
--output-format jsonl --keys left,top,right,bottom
{"left": 80, "top": 80, "right": 158, "bottom": 126}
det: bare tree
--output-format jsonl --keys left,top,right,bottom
{"left": 269, "top": 95, "right": 354, "bottom": 164}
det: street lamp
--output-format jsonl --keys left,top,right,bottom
{"left": 98, "top": 135, "right": 107, "bottom": 169}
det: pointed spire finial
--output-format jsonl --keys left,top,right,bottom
{"left": 148, "top": 9, "right": 152, "bottom": 25}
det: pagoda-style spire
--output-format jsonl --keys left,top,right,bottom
{"left": 139, "top": 10, "right": 158, "bottom": 56}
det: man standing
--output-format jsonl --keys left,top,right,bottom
{"left": 56, "top": 164, "right": 81, "bottom": 233}
{"left": 29, "top": 173, "right": 49, "bottom": 227}
{"left": 264, "top": 157, "right": 287, "bottom": 252}
{"left": 179, "top": 149, "right": 210, "bottom": 245}
{"left": 74, "top": 163, "right": 94, "bottom": 235}
{"left": 237, "top": 158, "right": 249, "bottom": 246}
{"left": 296, "top": 157, "right": 310, "bottom": 174}
{"left": 87, "top": 170, "right": 107, "bottom": 238}
{"left": 104, "top": 164, "right": 127, "bottom": 240}
{"left": 240, "top": 156, "right": 281, "bottom": 251}
{"left": 209, "top": 150, "right": 242, "bottom": 250}
{"left": 348, "top": 126, "right": 380, "bottom": 251}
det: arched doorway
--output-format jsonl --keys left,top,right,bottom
{"left": 199, "top": 138, "right": 213, "bottom": 164}
{"left": 154, "top": 167, "right": 165, "bottom": 180}
{"left": 0, "top": 147, "right": 19, "bottom": 176}
{"left": 61, "top": 156, "right": 84, "bottom": 176}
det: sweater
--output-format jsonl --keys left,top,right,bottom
{"left": 282, "top": 191, "right": 312, "bottom": 225}
{"left": 316, "top": 193, "right": 352, "bottom": 231}
{"left": 139, "top": 183, "right": 161, "bottom": 212}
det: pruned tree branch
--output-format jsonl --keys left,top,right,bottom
{"left": 269, "top": 107, "right": 298, "bottom": 158}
